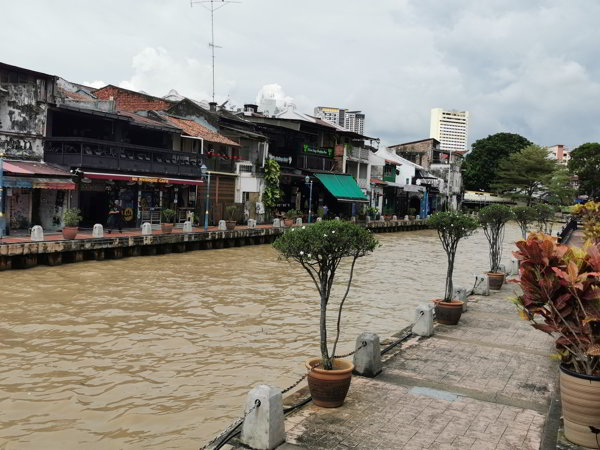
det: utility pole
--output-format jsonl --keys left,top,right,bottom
{"left": 190, "top": 0, "right": 240, "bottom": 103}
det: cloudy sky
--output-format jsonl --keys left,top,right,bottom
{"left": 3, "top": 0, "right": 599, "bottom": 148}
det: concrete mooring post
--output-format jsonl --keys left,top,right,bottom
{"left": 247, "top": 219, "right": 257, "bottom": 229}
{"left": 141, "top": 223, "right": 152, "bottom": 236}
{"left": 316, "top": 217, "right": 322, "bottom": 222}
{"left": 218, "top": 220, "right": 227, "bottom": 231}
{"left": 412, "top": 304, "right": 434, "bottom": 337}
{"left": 92, "top": 224, "right": 104, "bottom": 238}
{"left": 353, "top": 332, "right": 382, "bottom": 377}
{"left": 473, "top": 274, "right": 490, "bottom": 296}
{"left": 272, "top": 219, "right": 281, "bottom": 228}
{"left": 508, "top": 257, "right": 519, "bottom": 276}
{"left": 453, "top": 286, "right": 469, "bottom": 311}
{"left": 240, "top": 385, "right": 285, "bottom": 450}
{"left": 182, "top": 221, "right": 192, "bottom": 233}
{"left": 31, "top": 225, "right": 44, "bottom": 242}
{"left": 295, "top": 218, "right": 302, "bottom": 225}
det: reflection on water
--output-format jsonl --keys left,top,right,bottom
{"left": 0, "top": 224, "right": 522, "bottom": 449}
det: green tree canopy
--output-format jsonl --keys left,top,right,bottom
{"left": 462, "top": 133, "right": 532, "bottom": 191}
{"left": 544, "top": 165, "right": 576, "bottom": 206}
{"left": 568, "top": 142, "right": 600, "bottom": 198}
{"left": 491, "top": 144, "right": 557, "bottom": 206}
{"left": 262, "top": 159, "right": 282, "bottom": 211}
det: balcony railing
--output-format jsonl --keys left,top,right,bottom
{"left": 297, "top": 155, "right": 336, "bottom": 171}
{"left": 43, "top": 137, "right": 236, "bottom": 176}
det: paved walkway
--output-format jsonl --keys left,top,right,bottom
{"left": 240, "top": 285, "right": 558, "bottom": 450}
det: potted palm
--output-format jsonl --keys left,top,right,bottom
{"left": 160, "top": 208, "right": 176, "bottom": 234}
{"left": 62, "top": 208, "right": 82, "bottom": 240}
{"left": 224, "top": 205, "right": 238, "bottom": 230}
{"left": 427, "top": 212, "right": 479, "bottom": 324}
{"left": 513, "top": 234, "right": 600, "bottom": 448}
{"left": 273, "top": 221, "right": 379, "bottom": 407}
{"left": 512, "top": 205, "right": 536, "bottom": 239}
{"left": 408, "top": 208, "right": 417, "bottom": 220}
{"left": 479, "top": 204, "right": 514, "bottom": 290}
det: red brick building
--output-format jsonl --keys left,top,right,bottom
{"left": 94, "top": 85, "right": 173, "bottom": 112}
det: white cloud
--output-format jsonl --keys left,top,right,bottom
{"left": 82, "top": 80, "right": 107, "bottom": 89}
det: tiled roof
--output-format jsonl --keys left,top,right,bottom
{"left": 117, "top": 111, "right": 181, "bottom": 132}
{"left": 162, "top": 115, "right": 240, "bottom": 146}
{"left": 2, "top": 160, "right": 73, "bottom": 177}
{"left": 58, "top": 87, "right": 95, "bottom": 102}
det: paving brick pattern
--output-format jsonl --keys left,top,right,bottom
{"left": 279, "top": 287, "right": 558, "bottom": 450}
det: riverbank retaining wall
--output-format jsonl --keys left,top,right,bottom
{"left": 0, "top": 220, "right": 428, "bottom": 271}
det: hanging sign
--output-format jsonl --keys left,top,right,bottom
{"left": 303, "top": 145, "right": 333, "bottom": 158}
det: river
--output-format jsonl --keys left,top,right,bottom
{"left": 0, "top": 224, "right": 523, "bottom": 449}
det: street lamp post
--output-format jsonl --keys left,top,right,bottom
{"left": 201, "top": 163, "right": 211, "bottom": 232}
{"left": 304, "top": 175, "right": 313, "bottom": 224}
{"left": 0, "top": 152, "right": 4, "bottom": 240}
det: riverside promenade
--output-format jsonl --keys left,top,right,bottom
{"left": 230, "top": 284, "right": 558, "bottom": 450}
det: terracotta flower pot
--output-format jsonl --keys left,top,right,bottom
{"left": 560, "top": 364, "right": 600, "bottom": 448}
{"left": 225, "top": 220, "right": 236, "bottom": 230}
{"left": 283, "top": 218, "right": 294, "bottom": 227}
{"left": 161, "top": 223, "right": 173, "bottom": 234}
{"left": 305, "top": 357, "right": 354, "bottom": 408}
{"left": 433, "top": 299, "right": 464, "bottom": 325}
{"left": 62, "top": 226, "right": 78, "bottom": 240}
{"left": 487, "top": 272, "right": 505, "bottom": 290}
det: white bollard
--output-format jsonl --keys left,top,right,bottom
{"left": 92, "top": 224, "right": 104, "bottom": 238}
{"left": 335, "top": 216, "right": 340, "bottom": 221}
{"left": 353, "top": 332, "right": 382, "bottom": 377}
{"left": 316, "top": 217, "right": 322, "bottom": 222}
{"left": 240, "top": 385, "right": 285, "bottom": 450}
{"left": 473, "top": 274, "right": 490, "bottom": 296}
{"left": 404, "top": 215, "right": 409, "bottom": 221}
{"left": 453, "top": 286, "right": 469, "bottom": 312}
{"left": 351, "top": 216, "right": 356, "bottom": 223}
{"left": 31, "top": 225, "right": 44, "bottom": 242}
{"left": 365, "top": 216, "right": 370, "bottom": 223}
{"left": 295, "top": 218, "right": 302, "bottom": 225}
{"left": 392, "top": 215, "right": 397, "bottom": 221}
{"left": 247, "top": 219, "right": 257, "bottom": 229}
{"left": 141, "top": 222, "right": 152, "bottom": 235}
{"left": 218, "top": 220, "right": 227, "bottom": 231}
{"left": 182, "top": 221, "right": 192, "bottom": 233}
{"left": 272, "top": 219, "right": 281, "bottom": 228}
{"left": 508, "top": 257, "right": 519, "bottom": 276}
{"left": 412, "top": 304, "right": 434, "bottom": 337}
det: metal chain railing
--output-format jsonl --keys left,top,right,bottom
{"left": 199, "top": 399, "right": 260, "bottom": 450}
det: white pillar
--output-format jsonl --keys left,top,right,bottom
{"left": 240, "top": 385, "right": 285, "bottom": 450}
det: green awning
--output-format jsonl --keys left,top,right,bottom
{"left": 314, "top": 173, "right": 369, "bottom": 203}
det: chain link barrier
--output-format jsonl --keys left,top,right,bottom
{"left": 199, "top": 399, "right": 260, "bottom": 450}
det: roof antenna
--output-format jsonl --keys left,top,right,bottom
{"left": 190, "top": 0, "right": 241, "bottom": 103}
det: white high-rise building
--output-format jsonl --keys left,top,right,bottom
{"left": 314, "top": 106, "right": 366, "bottom": 135}
{"left": 429, "top": 108, "right": 469, "bottom": 152}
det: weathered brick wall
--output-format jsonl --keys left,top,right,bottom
{"left": 94, "top": 86, "right": 172, "bottom": 112}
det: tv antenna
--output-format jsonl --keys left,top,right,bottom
{"left": 190, "top": 0, "right": 241, "bottom": 103}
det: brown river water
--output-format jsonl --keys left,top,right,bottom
{"left": 0, "top": 224, "right": 523, "bottom": 449}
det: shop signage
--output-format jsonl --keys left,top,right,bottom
{"left": 123, "top": 208, "right": 134, "bottom": 222}
{"left": 131, "top": 176, "right": 170, "bottom": 184}
{"left": 303, "top": 145, "right": 333, "bottom": 158}
{"left": 268, "top": 155, "right": 293, "bottom": 165}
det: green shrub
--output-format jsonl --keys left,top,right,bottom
{"left": 63, "top": 208, "right": 82, "bottom": 227}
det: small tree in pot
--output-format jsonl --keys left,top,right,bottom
{"left": 427, "top": 212, "right": 479, "bottom": 324}
{"left": 479, "top": 204, "right": 514, "bottom": 290}
{"left": 224, "top": 205, "right": 238, "bottom": 230}
{"left": 534, "top": 203, "right": 556, "bottom": 235}
{"left": 513, "top": 234, "right": 600, "bottom": 448}
{"left": 160, "top": 208, "right": 176, "bottom": 234}
{"left": 273, "top": 221, "right": 379, "bottom": 407}
{"left": 512, "top": 205, "right": 536, "bottom": 240}
{"left": 62, "top": 208, "right": 82, "bottom": 240}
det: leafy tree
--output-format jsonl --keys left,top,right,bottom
{"left": 479, "top": 204, "right": 514, "bottom": 273}
{"left": 262, "top": 159, "right": 282, "bottom": 213}
{"left": 462, "top": 133, "right": 532, "bottom": 191}
{"left": 492, "top": 145, "right": 557, "bottom": 206}
{"left": 568, "top": 142, "right": 600, "bottom": 198}
{"left": 427, "top": 212, "right": 479, "bottom": 301}
{"left": 544, "top": 165, "right": 576, "bottom": 206}
{"left": 273, "top": 221, "right": 378, "bottom": 370}
{"left": 512, "top": 206, "right": 536, "bottom": 239}
{"left": 534, "top": 203, "right": 556, "bottom": 235}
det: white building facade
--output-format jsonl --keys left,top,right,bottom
{"left": 314, "top": 107, "right": 365, "bottom": 135}
{"left": 429, "top": 108, "right": 469, "bottom": 152}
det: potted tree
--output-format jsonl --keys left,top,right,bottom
{"left": 513, "top": 234, "right": 600, "bottom": 448}
{"left": 479, "top": 204, "right": 514, "bottom": 290}
{"left": 534, "top": 203, "right": 556, "bottom": 235}
{"left": 160, "top": 208, "right": 176, "bottom": 234}
{"left": 273, "top": 221, "right": 379, "bottom": 407}
{"left": 427, "top": 212, "right": 479, "bottom": 324}
{"left": 512, "top": 205, "right": 536, "bottom": 239}
{"left": 408, "top": 208, "right": 417, "bottom": 220}
{"left": 284, "top": 209, "right": 300, "bottom": 227}
{"left": 224, "top": 205, "right": 238, "bottom": 230}
{"left": 62, "top": 208, "right": 82, "bottom": 240}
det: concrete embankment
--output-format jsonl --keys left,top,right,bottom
{"left": 0, "top": 219, "right": 427, "bottom": 271}
{"left": 228, "top": 284, "right": 558, "bottom": 450}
